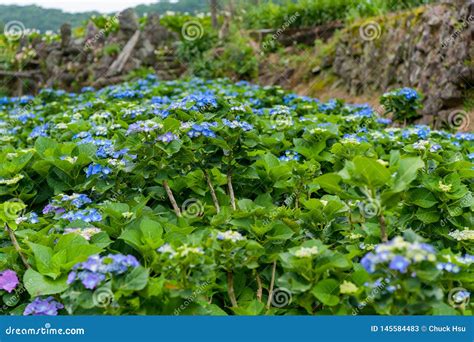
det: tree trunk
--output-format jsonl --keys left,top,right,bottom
{"left": 209, "top": 0, "right": 218, "bottom": 29}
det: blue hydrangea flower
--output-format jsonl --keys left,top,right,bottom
{"left": 397, "top": 88, "right": 419, "bottom": 101}
{"left": 279, "top": 151, "right": 301, "bottom": 162}
{"left": 61, "top": 208, "right": 102, "bottom": 223}
{"left": 85, "top": 164, "right": 111, "bottom": 178}
{"left": 389, "top": 255, "right": 410, "bottom": 273}
{"left": 24, "top": 297, "right": 64, "bottom": 316}
{"left": 436, "top": 262, "right": 460, "bottom": 273}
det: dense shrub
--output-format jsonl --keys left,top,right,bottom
{"left": 0, "top": 77, "right": 471, "bottom": 315}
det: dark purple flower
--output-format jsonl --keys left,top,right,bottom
{"left": 24, "top": 297, "right": 63, "bottom": 316}
{"left": 0, "top": 270, "right": 19, "bottom": 293}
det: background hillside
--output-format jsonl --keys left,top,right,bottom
{"left": 0, "top": 0, "right": 211, "bottom": 32}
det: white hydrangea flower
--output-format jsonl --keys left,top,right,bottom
{"left": 449, "top": 229, "right": 474, "bottom": 241}
{"left": 178, "top": 245, "right": 204, "bottom": 257}
{"left": 217, "top": 230, "right": 245, "bottom": 243}
{"left": 438, "top": 181, "right": 452, "bottom": 192}
{"left": 64, "top": 227, "right": 101, "bottom": 240}
{"left": 294, "top": 246, "right": 319, "bottom": 258}
{"left": 340, "top": 280, "right": 358, "bottom": 294}
{"left": 0, "top": 174, "right": 24, "bottom": 185}
{"left": 413, "top": 140, "right": 430, "bottom": 150}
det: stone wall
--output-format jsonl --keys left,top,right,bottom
{"left": 9, "top": 9, "right": 182, "bottom": 94}
{"left": 327, "top": 0, "right": 473, "bottom": 125}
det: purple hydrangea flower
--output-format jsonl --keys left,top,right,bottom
{"left": 0, "top": 270, "right": 19, "bottom": 293}
{"left": 24, "top": 297, "right": 64, "bottom": 316}
{"left": 68, "top": 254, "right": 140, "bottom": 290}
{"left": 42, "top": 204, "right": 65, "bottom": 215}
{"left": 78, "top": 271, "right": 106, "bottom": 289}
{"left": 157, "top": 132, "right": 178, "bottom": 143}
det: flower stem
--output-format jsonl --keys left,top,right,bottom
{"left": 256, "top": 272, "right": 263, "bottom": 302}
{"left": 163, "top": 180, "right": 181, "bottom": 217}
{"left": 379, "top": 213, "right": 388, "bottom": 242}
{"left": 5, "top": 224, "right": 30, "bottom": 269}
{"left": 227, "top": 172, "right": 236, "bottom": 210}
{"left": 227, "top": 271, "right": 238, "bottom": 307}
{"left": 266, "top": 260, "right": 277, "bottom": 309}
{"left": 204, "top": 170, "right": 220, "bottom": 213}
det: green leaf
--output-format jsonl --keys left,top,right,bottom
{"left": 415, "top": 208, "right": 440, "bottom": 224}
{"left": 311, "top": 279, "right": 340, "bottom": 306}
{"left": 392, "top": 157, "right": 424, "bottom": 192}
{"left": 140, "top": 217, "right": 163, "bottom": 244}
{"left": 313, "top": 173, "right": 342, "bottom": 193}
{"left": 353, "top": 156, "right": 391, "bottom": 189}
{"left": 23, "top": 269, "right": 68, "bottom": 296}
{"left": 120, "top": 266, "right": 149, "bottom": 291}
{"left": 406, "top": 189, "right": 438, "bottom": 208}
{"left": 34, "top": 137, "right": 58, "bottom": 157}
{"left": 27, "top": 242, "right": 57, "bottom": 278}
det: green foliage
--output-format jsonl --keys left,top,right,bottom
{"left": 0, "top": 77, "right": 471, "bottom": 316}
{"left": 380, "top": 88, "right": 423, "bottom": 124}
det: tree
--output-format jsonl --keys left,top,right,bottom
{"left": 209, "top": 0, "right": 218, "bottom": 29}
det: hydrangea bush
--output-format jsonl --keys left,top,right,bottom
{"left": 0, "top": 77, "right": 472, "bottom": 316}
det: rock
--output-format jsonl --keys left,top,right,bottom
{"left": 60, "top": 23, "right": 72, "bottom": 49}
{"left": 118, "top": 9, "right": 139, "bottom": 34}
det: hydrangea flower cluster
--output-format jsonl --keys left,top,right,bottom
{"left": 361, "top": 237, "right": 437, "bottom": 274}
{"left": 157, "top": 132, "right": 179, "bottom": 143}
{"left": 67, "top": 254, "right": 140, "bottom": 290}
{"left": 222, "top": 119, "right": 253, "bottom": 131}
{"left": 0, "top": 269, "right": 19, "bottom": 293}
{"left": 216, "top": 230, "right": 245, "bottom": 243}
{"left": 294, "top": 246, "right": 319, "bottom": 258}
{"left": 279, "top": 151, "right": 301, "bottom": 162}
{"left": 157, "top": 244, "right": 204, "bottom": 258}
{"left": 60, "top": 194, "right": 92, "bottom": 208}
{"left": 61, "top": 208, "right": 102, "bottom": 223}
{"left": 187, "top": 122, "right": 217, "bottom": 138}
{"left": 64, "top": 227, "right": 101, "bottom": 240}
{"left": 42, "top": 193, "right": 102, "bottom": 224}
{"left": 397, "top": 87, "right": 419, "bottom": 101}
{"left": 126, "top": 120, "right": 163, "bottom": 135}
{"left": 449, "top": 229, "right": 474, "bottom": 241}
{"left": 85, "top": 163, "right": 111, "bottom": 178}
{"left": 24, "top": 297, "right": 64, "bottom": 316}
